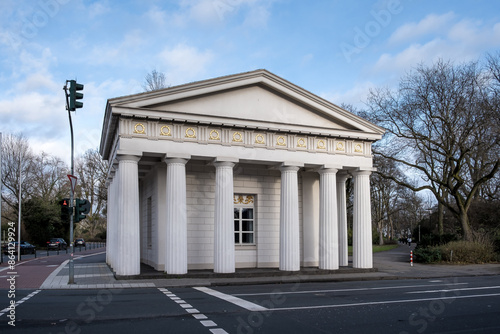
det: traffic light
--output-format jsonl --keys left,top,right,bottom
{"left": 68, "top": 80, "right": 84, "bottom": 111}
{"left": 60, "top": 198, "right": 72, "bottom": 222}
{"left": 74, "top": 198, "right": 91, "bottom": 222}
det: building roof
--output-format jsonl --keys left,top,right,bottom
{"left": 100, "top": 69, "right": 384, "bottom": 160}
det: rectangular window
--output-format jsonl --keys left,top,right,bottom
{"left": 234, "top": 195, "right": 255, "bottom": 245}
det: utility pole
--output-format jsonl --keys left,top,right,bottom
{"left": 64, "top": 79, "right": 84, "bottom": 284}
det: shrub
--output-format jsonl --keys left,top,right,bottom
{"left": 414, "top": 246, "right": 442, "bottom": 263}
{"left": 439, "top": 241, "right": 496, "bottom": 264}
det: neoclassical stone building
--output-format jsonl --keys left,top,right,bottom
{"left": 99, "top": 70, "right": 384, "bottom": 277}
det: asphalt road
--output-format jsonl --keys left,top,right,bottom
{"left": 1, "top": 275, "right": 499, "bottom": 333}
{"left": 0, "top": 244, "right": 104, "bottom": 263}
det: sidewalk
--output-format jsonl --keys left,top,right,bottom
{"left": 5, "top": 244, "right": 500, "bottom": 290}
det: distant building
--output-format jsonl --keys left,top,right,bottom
{"left": 99, "top": 70, "right": 385, "bottom": 277}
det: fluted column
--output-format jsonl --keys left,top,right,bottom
{"left": 319, "top": 168, "right": 339, "bottom": 270}
{"left": 214, "top": 161, "right": 236, "bottom": 273}
{"left": 279, "top": 165, "right": 300, "bottom": 271}
{"left": 116, "top": 154, "right": 141, "bottom": 276}
{"left": 110, "top": 167, "right": 120, "bottom": 271}
{"left": 105, "top": 178, "right": 112, "bottom": 266}
{"left": 164, "top": 158, "right": 189, "bottom": 274}
{"left": 337, "top": 172, "right": 350, "bottom": 267}
{"left": 111, "top": 168, "right": 120, "bottom": 270}
{"left": 352, "top": 169, "right": 373, "bottom": 269}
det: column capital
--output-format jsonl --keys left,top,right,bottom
{"left": 116, "top": 153, "right": 141, "bottom": 162}
{"left": 214, "top": 156, "right": 239, "bottom": 163}
{"left": 318, "top": 167, "right": 339, "bottom": 175}
{"left": 336, "top": 171, "right": 351, "bottom": 183}
{"left": 116, "top": 150, "right": 142, "bottom": 160}
{"left": 351, "top": 168, "right": 375, "bottom": 176}
{"left": 164, "top": 157, "right": 189, "bottom": 165}
{"left": 213, "top": 161, "right": 236, "bottom": 168}
{"left": 213, "top": 156, "right": 238, "bottom": 169}
{"left": 281, "top": 161, "right": 304, "bottom": 168}
{"left": 279, "top": 165, "right": 301, "bottom": 173}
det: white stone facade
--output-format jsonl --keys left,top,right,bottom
{"left": 100, "top": 70, "right": 384, "bottom": 276}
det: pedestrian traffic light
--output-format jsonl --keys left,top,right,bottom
{"left": 60, "top": 198, "right": 72, "bottom": 222}
{"left": 74, "top": 198, "right": 91, "bottom": 222}
{"left": 68, "top": 80, "right": 84, "bottom": 111}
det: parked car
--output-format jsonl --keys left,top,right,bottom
{"left": 75, "top": 238, "right": 86, "bottom": 247}
{"left": 47, "top": 238, "right": 68, "bottom": 250}
{"left": 2, "top": 241, "right": 36, "bottom": 255}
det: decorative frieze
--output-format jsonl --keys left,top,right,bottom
{"left": 120, "top": 118, "right": 372, "bottom": 156}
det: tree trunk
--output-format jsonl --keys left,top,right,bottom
{"left": 379, "top": 225, "right": 384, "bottom": 245}
{"left": 459, "top": 210, "right": 473, "bottom": 241}
{"left": 437, "top": 202, "right": 444, "bottom": 235}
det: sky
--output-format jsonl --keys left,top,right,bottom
{"left": 1, "top": 0, "right": 500, "bottom": 164}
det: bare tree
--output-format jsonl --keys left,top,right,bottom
{"left": 367, "top": 59, "right": 499, "bottom": 241}
{"left": 371, "top": 155, "right": 408, "bottom": 245}
{"left": 143, "top": 69, "right": 169, "bottom": 92}
{"left": 1, "top": 133, "right": 72, "bottom": 242}
{"left": 0, "top": 133, "right": 33, "bottom": 222}
{"left": 29, "top": 152, "right": 68, "bottom": 201}
{"left": 74, "top": 149, "right": 108, "bottom": 239}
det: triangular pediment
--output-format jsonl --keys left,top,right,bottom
{"left": 144, "top": 84, "right": 355, "bottom": 131}
{"left": 101, "top": 70, "right": 384, "bottom": 158}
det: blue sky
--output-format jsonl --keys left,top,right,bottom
{"left": 1, "top": 0, "right": 500, "bottom": 163}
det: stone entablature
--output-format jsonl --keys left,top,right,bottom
{"left": 118, "top": 117, "right": 372, "bottom": 157}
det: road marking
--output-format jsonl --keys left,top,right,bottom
{"left": 210, "top": 329, "right": 229, "bottom": 334}
{"left": 201, "top": 320, "right": 217, "bottom": 327}
{"left": 0, "top": 290, "right": 41, "bottom": 317}
{"left": 233, "top": 283, "right": 468, "bottom": 296}
{"left": 158, "top": 288, "right": 229, "bottom": 333}
{"left": 194, "top": 286, "right": 268, "bottom": 311}
{"left": 407, "top": 286, "right": 500, "bottom": 294}
{"left": 193, "top": 314, "right": 208, "bottom": 320}
{"left": 270, "top": 292, "right": 500, "bottom": 312}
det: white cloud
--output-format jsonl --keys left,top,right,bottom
{"left": 389, "top": 12, "right": 455, "bottom": 44}
{"left": 188, "top": 0, "right": 221, "bottom": 24}
{"left": 0, "top": 91, "right": 66, "bottom": 137}
{"left": 86, "top": 29, "right": 146, "bottom": 66}
{"left": 242, "top": 3, "right": 270, "bottom": 28}
{"left": 177, "top": 0, "right": 271, "bottom": 26}
{"left": 375, "top": 18, "right": 500, "bottom": 76}
{"left": 87, "top": 1, "right": 111, "bottom": 18}
{"left": 322, "top": 81, "right": 377, "bottom": 108}
{"left": 159, "top": 43, "right": 214, "bottom": 84}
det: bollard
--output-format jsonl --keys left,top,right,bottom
{"left": 410, "top": 250, "right": 413, "bottom": 266}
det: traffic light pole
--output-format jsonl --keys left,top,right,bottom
{"left": 64, "top": 82, "right": 75, "bottom": 284}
